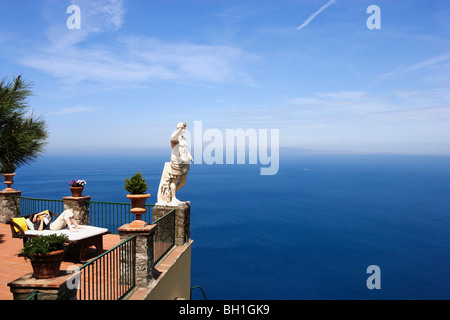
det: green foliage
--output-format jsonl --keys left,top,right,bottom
{"left": 0, "top": 75, "right": 48, "bottom": 173}
{"left": 21, "top": 234, "right": 69, "bottom": 261}
{"left": 124, "top": 171, "right": 148, "bottom": 194}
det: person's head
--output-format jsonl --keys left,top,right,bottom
{"left": 31, "top": 212, "right": 48, "bottom": 223}
{"left": 31, "top": 213, "right": 40, "bottom": 224}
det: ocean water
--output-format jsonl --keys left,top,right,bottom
{"left": 11, "top": 153, "right": 450, "bottom": 300}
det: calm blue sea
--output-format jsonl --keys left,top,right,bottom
{"left": 12, "top": 152, "right": 450, "bottom": 300}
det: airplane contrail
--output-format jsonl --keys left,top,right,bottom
{"left": 296, "top": 0, "right": 336, "bottom": 30}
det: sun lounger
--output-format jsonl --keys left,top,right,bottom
{"left": 7, "top": 213, "right": 109, "bottom": 262}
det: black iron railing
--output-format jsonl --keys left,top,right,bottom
{"left": 87, "top": 200, "right": 154, "bottom": 233}
{"left": 12, "top": 197, "right": 154, "bottom": 233}
{"left": 153, "top": 208, "right": 176, "bottom": 264}
{"left": 72, "top": 235, "right": 137, "bottom": 300}
{"left": 15, "top": 196, "right": 64, "bottom": 217}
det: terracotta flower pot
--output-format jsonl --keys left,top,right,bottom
{"left": 126, "top": 193, "right": 151, "bottom": 220}
{"left": 2, "top": 173, "right": 16, "bottom": 192}
{"left": 70, "top": 186, "right": 84, "bottom": 197}
{"left": 30, "top": 249, "right": 65, "bottom": 279}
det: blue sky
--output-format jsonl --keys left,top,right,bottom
{"left": 0, "top": 0, "right": 449, "bottom": 155}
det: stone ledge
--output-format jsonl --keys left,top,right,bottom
{"left": 8, "top": 272, "right": 78, "bottom": 300}
{"left": 118, "top": 223, "right": 157, "bottom": 234}
{"left": 0, "top": 190, "right": 22, "bottom": 195}
{"left": 154, "top": 200, "right": 190, "bottom": 207}
{"left": 8, "top": 272, "right": 76, "bottom": 289}
{"left": 62, "top": 196, "right": 91, "bottom": 201}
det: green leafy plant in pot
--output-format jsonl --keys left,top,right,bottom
{"left": 21, "top": 234, "right": 69, "bottom": 279}
{"left": 124, "top": 171, "right": 150, "bottom": 226}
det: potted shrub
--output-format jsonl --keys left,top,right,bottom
{"left": 69, "top": 179, "right": 86, "bottom": 197}
{"left": 21, "top": 234, "right": 69, "bottom": 279}
{"left": 124, "top": 171, "right": 150, "bottom": 222}
{"left": 0, "top": 75, "right": 48, "bottom": 191}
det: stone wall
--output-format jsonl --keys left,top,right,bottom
{"left": 62, "top": 196, "right": 90, "bottom": 225}
{"left": 153, "top": 201, "right": 190, "bottom": 246}
{"left": 8, "top": 272, "right": 78, "bottom": 300}
{"left": 118, "top": 224, "right": 156, "bottom": 287}
{"left": 0, "top": 191, "right": 21, "bottom": 223}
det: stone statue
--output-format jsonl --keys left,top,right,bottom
{"left": 157, "top": 122, "right": 193, "bottom": 204}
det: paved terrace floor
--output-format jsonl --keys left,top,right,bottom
{"left": 0, "top": 223, "right": 121, "bottom": 300}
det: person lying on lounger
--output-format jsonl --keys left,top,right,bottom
{"left": 31, "top": 210, "right": 84, "bottom": 232}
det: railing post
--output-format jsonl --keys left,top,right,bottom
{"left": 62, "top": 195, "right": 91, "bottom": 226}
{"left": 0, "top": 190, "right": 21, "bottom": 223}
{"left": 117, "top": 223, "right": 156, "bottom": 287}
{"left": 153, "top": 201, "right": 190, "bottom": 246}
{"left": 8, "top": 272, "right": 78, "bottom": 300}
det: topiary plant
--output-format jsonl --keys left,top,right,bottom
{"left": 124, "top": 171, "right": 148, "bottom": 194}
{"left": 21, "top": 234, "right": 69, "bottom": 261}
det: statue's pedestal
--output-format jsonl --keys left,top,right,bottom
{"left": 153, "top": 201, "right": 190, "bottom": 246}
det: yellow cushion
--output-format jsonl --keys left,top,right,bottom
{"left": 12, "top": 217, "right": 28, "bottom": 232}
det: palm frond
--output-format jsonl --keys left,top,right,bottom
{"left": 0, "top": 75, "right": 47, "bottom": 173}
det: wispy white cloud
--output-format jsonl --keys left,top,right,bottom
{"left": 404, "top": 54, "right": 450, "bottom": 72}
{"left": 47, "top": 106, "right": 95, "bottom": 116}
{"left": 288, "top": 91, "right": 374, "bottom": 112}
{"left": 47, "top": 0, "right": 126, "bottom": 49}
{"left": 276, "top": 88, "right": 450, "bottom": 154}
{"left": 17, "top": 0, "right": 256, "bottom": 87}
{"left": 19, "top": 37, "right": 256, "bottom": 86}
{"left": 296, "top": 0, "right": 336, "bottom": 31}
{"left": 378, "top": 54, "right": 450, "bottom": 79}
{"left": 286, "top": 89, "right": 450, "bottom": 124}
{"left": 218, "top": 5, "right": 270, "bottom": 26}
